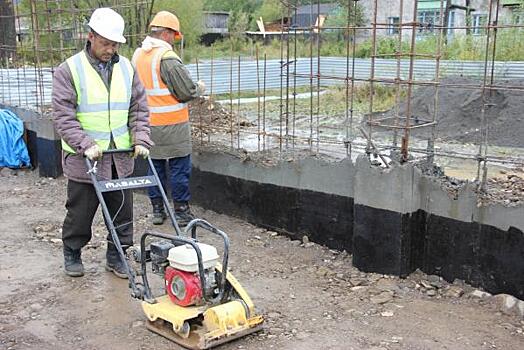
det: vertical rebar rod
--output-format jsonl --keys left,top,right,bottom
{"left": 4, "top": 29, "right": 12, "bottom": 105}
{"left": 210, "top": 45, "right": 214, "bottom": 97}
{"left": 489, "top": 1, "right": 500, "bottom": 88}
{"left": 292, "top": 0, "right": 298, "bottom": 151}
{"left": 349, "top": 0, "right": 358, "bottom": 159}
{"left": 256, "top": 45, "right": 261, "bottom": 152}
{"left": 43, "top": 0, "right": 54, "bottom": 108}
{"left": 285, "top": 1, "right": 291, "bottom": 150}
{"left": 427, "top": 0, "right": 445, "bottom": 165}
{"left": 393, "top": 0, "right": 404, "bottom": 148}
{"left": 68, "top": 0, "right": 78, "bottom": 52}
{"left": 55, "top": 0, "right": 65, "bottom": 63}
{"left": 237, "top": 55, "right": 241, "bottom": 149}
{"left": 29, "top": 0, "right": 44, "bottom": 113}
{"left": 477, "top": 0, "right": 495, "bottom": 188}
{"left": 279, "top": 11, "right": 285, "bottom": 152}
{"left": 263, "top": 52, "right": 267, "bottom": 151}
{"left": 309, "top": 0, "right": 314, "bottom": 150}
{"left": 14, "top": 1, "right": 24, "bottom": 106}
{"left": 367, "top": 0, "right": 378, "bottom": 153}
{"left": 18, "top": 0, "right": 29, "bottom": 107}
{"left": 401, "top": 0, "right": 421, "bottom": 162}
{"left": 477, "top": 0, "right": 499, "bottom": 191}
{"left": 316, "top": 0, "right": 321, "bottom": 153}
{"left": 195, "top": 58, "right": 200, "bottom": 80}
{"left": 345, "top": 0, "right": 351, "bottom": 156}
{"left": 229, "top": 43, "right": 233, "bottom": 148}
{"left": 0, "top": 6, "right": 4, "bottom": 105}
{"left": 7, "top": 0, "right": 18, "bottom": 107}
{"left": 482, "top": 0, "right": 501, "bottom": 188}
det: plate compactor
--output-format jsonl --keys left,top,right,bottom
{"left": 86, "top": 149, "right": 264, "bottom": 349}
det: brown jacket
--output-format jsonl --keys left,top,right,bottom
{"left": 52, "top": 45, "right": 153, "bottom": 183}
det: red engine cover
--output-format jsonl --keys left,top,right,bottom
{"left": 165, "top": 266, "right": 203, "bottom": 306}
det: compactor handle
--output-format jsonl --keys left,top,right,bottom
{"left": 101, "top": 147, "right": 135, "bottom": 155}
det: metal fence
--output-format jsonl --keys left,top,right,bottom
{"left": 2, "top": 58, "right": 524, "bottom": 108}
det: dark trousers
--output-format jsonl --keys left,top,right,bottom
{"left": 148, "top": 155, "right": 191, "bottom": 204}
{"left": 62, "top": 179, "right": 133, "bottom": 251}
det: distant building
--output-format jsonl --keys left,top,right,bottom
{"left": 201, "top": 11, "right": 229, "bottom": 45}
{"left": 246, "top": 0, "right": 522, "bottom": 43}
{"left": 292, "top": 3, "right": 339, "bottom": 28}
{"left": 358, "top": 0, "right": 523, "bottom": 40}
{"left": 246, "top": 2, "right": 338, "bottom": 40}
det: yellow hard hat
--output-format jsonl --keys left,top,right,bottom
{"left": 150, "top": 11, "right": 182, "bottom": 39}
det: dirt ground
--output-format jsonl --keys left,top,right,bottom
{"left": 1, "top": 169, "right": 523, "bottom": 350}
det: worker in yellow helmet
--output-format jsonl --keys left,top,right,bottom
{"left": 52, "top": 8, "right": 153, "bottom": 278}
{"left": 132, "top": 11, "right": 205, "bottom": 226}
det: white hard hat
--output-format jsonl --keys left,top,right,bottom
{"left": 88, "top": 8, "right": 126, "bottom": 43}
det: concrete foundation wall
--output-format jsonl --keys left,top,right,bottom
{"left": 3, "top": 104, "right": 523, "bottom": 299}
{"left": 191, "top": 149, "right": 524, "bottom": 299}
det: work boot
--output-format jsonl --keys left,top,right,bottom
{"left": 63, "top": 245, "right": 84, "bottom": 277}
{"left": 105, "top": 244, "right": 128, "bottom": 279}
{"left": 174, "top": 202, "right": 195, "bottom": 227}
{"left": 151, "top": 198, "right": 166, "bottom": 225}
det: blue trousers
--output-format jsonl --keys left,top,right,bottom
{"left": 148, "top": 155, "right": 191, "bottom": 204}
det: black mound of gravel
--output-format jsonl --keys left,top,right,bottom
{"left": 378, "top": 77, "right": 524, "bottom": 148}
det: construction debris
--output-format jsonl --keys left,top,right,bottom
{"left": 189, "top": 97, "right": 254, "bottom": 135}
{"left": 480, "top": 173, "right": 524, "bottom": 206}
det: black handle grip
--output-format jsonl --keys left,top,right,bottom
{"left": 101, "top": 148, "right": 135, "bottom": 155}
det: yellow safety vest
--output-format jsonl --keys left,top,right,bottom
{"left": 61, "top": 51, "right": 133, "bottom": 153}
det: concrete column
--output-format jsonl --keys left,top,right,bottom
{"left": 352, "top": 156, "right": 422, "bottom": 276}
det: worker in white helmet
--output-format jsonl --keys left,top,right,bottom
{"left": 52, "top": 8, "right": 153, "bottom": 278}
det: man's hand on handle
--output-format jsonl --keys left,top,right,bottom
{"left": 134, "top": 145, "right": 150, "bottom": 158}
{"left": 84, "top": 144, "right": 102, "bottom": 160}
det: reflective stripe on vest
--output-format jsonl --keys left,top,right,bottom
{"left": 134, "top": 47, "right": 189, "bottom": 127}
{"left": 61, "top": 51, "right": 133, "bottom": 154}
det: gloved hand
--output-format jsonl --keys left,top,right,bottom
{"left": 84, "top": 144, "right": 102, "bottom": 160}
{"left": 134, "top": 145, "right": 150, "bottom": 158}
{"left": 196, "top": 80, "right": 206, "bottom": 95}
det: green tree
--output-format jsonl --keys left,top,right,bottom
{"left": 252, "top": 0, "right": 283, "bottom": 24}
{"left": 324, "top": 3, "right": 365, "bottom": 28}
{"left": 153, "top": 0, "right": 204, "bottom": 47}
{"left": 203, "top": 0, "right": 261, "bottom": 13}
{"left": 228, "top": 11, "right": 250, "bottom": 51}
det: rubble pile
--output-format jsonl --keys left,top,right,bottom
{"left": 189, "top": 97, "right": 253, "bottom": 135}
{"left": 480, "top": 172, "right": 524, "bottom": 206}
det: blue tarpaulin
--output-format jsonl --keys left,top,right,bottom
{"left": 0, "top": 109, "right": 31, "bottom": 168}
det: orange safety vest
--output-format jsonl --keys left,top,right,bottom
{"left": 134, "top": 47, "right": 189, "bottom": 126}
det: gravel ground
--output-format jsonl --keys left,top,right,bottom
{"left": 1, "top": 169, "right": 523, "bottom": 350}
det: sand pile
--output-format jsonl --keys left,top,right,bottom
{"left": 381, "top": 77, "right": 524, "bottom": 148}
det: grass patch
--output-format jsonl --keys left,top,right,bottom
{"left": 234, "top": 83, "right": 404, "bottom": 119}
